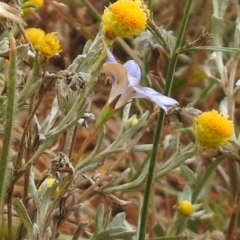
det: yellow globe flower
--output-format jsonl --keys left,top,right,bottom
{"left": 24, "top": 0, "right": 44, "bottom": 8}
{"left": 20, "top": 28, "right": 45, "bottom": 47}
{"left": 29, "top": 0, "right": 44, "bottom": 7}
{"left": 22, "top": 0, "right": 44, "bottom": 17}
{"left": 39, "top": 178, "right": 60, "bottom": 196}
{"left": 127, "top": 117, "right": 138, "bottom": 127}
{"left": 35, "top": 32, "right": 62, "bottom": 57}
{"left": 102, "top": 0, "right": 149, "bottom": 39}
{"left": 193, "top": 110, "right": 233, "bottom": 148}
{"left": 178, "top": 200, "right": 194, "bottom": 216}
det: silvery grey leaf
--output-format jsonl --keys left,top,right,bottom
{"left": 13, "top": 198, "right": 33, "bottom": 237}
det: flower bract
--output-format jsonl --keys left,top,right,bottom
{"left": 102, "top": 0, "right": 149, "bottom": 39}
{"left": 35, "top": 32, "right": 62, "bottom": 57}
{"left": 102, "top": 47, "right": 178, "bottom": 112}
{"left": 193, "top": 110, "right": 233, "bottom": 148}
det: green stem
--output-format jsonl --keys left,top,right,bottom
{"left": 229, "top": 160, "right": 239, "bottom": 199}
{"left": 0, "top": 36, "right": 16, "bottom": 210}
{"left": 147, "top": 0, "right": 152, "bottom": 8}
{"left": 138, "top": 0, "right": 193, "bottom": 239}
{"left": 74, "top": 105, "right": 116, "bottom": 166}
{"left": 192, "top": 154, "right": 226, "bottom": 202}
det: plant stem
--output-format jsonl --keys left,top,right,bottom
{"left": 192, "top": 154, "right": 226, "bottom": 202}
{"left": 226, "top": 170, "right": 240, "bottom": 240}
{"left": 138, "top": 0, "right": 193, "bottom": 239}
{"left": 147, "top": 0, "right": 152, "bottom": 8}
{"left": 0, "top": 36, "right": 16, "bottom": 239}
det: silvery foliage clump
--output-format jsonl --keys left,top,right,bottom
{"left": 0, "top": 19, "right": 180, "bottom": 240}
{"left": 133, "top": 26, "right": 176, "bottom": 56}
{"left": 0, "top": 32, "right": 197, "bottom": 239}
{"left": 0, "top": 33, "right": 209, "bottom": 239}
{"left": 0, "top": 30, "right": 151, "bottom": 239}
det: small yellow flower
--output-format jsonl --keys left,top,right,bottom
{"left": 28, "top": 0, "right": 44, "bottom": 7}
{"left": 35, "top": 32, "right": 62, "bottom": 57}
{"left": 45, "top": 178, "right": 60, "bottom": 196}
{"left": 102, "top": 0, "right": 149, "bottom": 39}
{"left": 45, "top": 178, "right": 56, "bottom": 187}
{"left": 22, "top": 0, "right": 44, "bottom": 17}
{"left": 178, "top": 200, "right": 194, "bottom": 216}
{"left": 193, "top": 110, "right": 233, "bottom": 148}
{"left": 39, "top": 178, "right": 60, "bottom": 196}
{"left": 127, "top": 117, "right": 138, "bottom": 126}
{"left": 20, "top": 28, "right": 45, "bottom": 47}
{"left": 4, "top": 59, "right": 10, "bottom": 65}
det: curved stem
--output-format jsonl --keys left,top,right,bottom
{"left": 138, "top": 1, "right": 193, "bottom": 239}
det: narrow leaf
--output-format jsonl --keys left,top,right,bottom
{"left": 13, "top": 198, "right": 33, "bottom": 237}
{"left": 93, "top": 204, "right": 104, "bottom": 238}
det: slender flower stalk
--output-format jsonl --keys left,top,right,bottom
{"left": 138, "top": 1, "right": 193, "bottom": 239}
{"left": 0, "top": 36, "right": 16, "bottom": 212}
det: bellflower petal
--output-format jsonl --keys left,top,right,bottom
{"left": 123, "top": 60, "right": 141, "bottom": 84}
{"left": 114, "top": 86, "right": 136, "bottom": 109}
{"left": 132, "top": 86, "right": 178, "bottom": 113}
{"left": 102, "top": 62, "right": 129, "bottom": 104}
{"left": 102, "top": 46, "right": 178, "bottom": 111}
{"left": 105, "top": 46, "right": 118, "bottom": 63}
{"left": 128, "top": 74, "right": 140, "bottom": 86}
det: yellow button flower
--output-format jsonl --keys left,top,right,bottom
{"left": 127, "top": 117, "right": 138, "bottom": 127}
{"left": 29, "top": 0, "right": 44, "bottom": 7}
{"left": 178, "top": 200, "right": 194, "bottom": 216}
{"left": 46, "top": 178, "right": 60, "bottom": 195}
{"left": 20, "top": 28, "right": 45, "bottom": 47}
{"left": 125, "top": 116, "right": 138, "bottom": 130}
{"left": 24, "top": 0, "right": 44, "bottom": 8}
{"left": 35, "top": 32, "right": 62, "bottom": 57}
{"left": 39, "top": 178, "right": 60, "bottom": 196}
{"left": 193, "top": 110, "right": 233, "bottom": 148}
{"left": 45, "top": 178, "right": 56, "bottom": 187}
{"left": 22, "top": 0, "right": 44, "bottom": 17}
{"left": 102, "top": 0, "right": 149, "bottom": 39}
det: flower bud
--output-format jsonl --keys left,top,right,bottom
{"left": 178, "top": 200, "right": 194, "bottom": 216}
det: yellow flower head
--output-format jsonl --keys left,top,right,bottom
{"left": 35, "top": 32, "right": 62, "bottom": 57}
{"left": 126, "top": 117, "right": 138, "bottom": 127}
{"left": 193, "top": 110, "right": 233, "bottom": 149}
{"left": 45, "top": 178, "right": 56, "bottom": 187}
{"left": 21, "top": 28, "right": 45, "bottom": 47}
{"left": 46, "top": 178, "right": 60, "bottom": 195}
{"left": 39, "top": 178, "right": 60, "bottom": 196}
{"left": 30, "top": 0, "right": 44, "bottom": 7}
{"left": 25, "top": 0, "right": 44, "bottom": 8}
{"left": 178, "top": 200, "right": 194, "bottom": 216}
{"left": 102, "top": 0, "right": 149, "bottom": 39}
